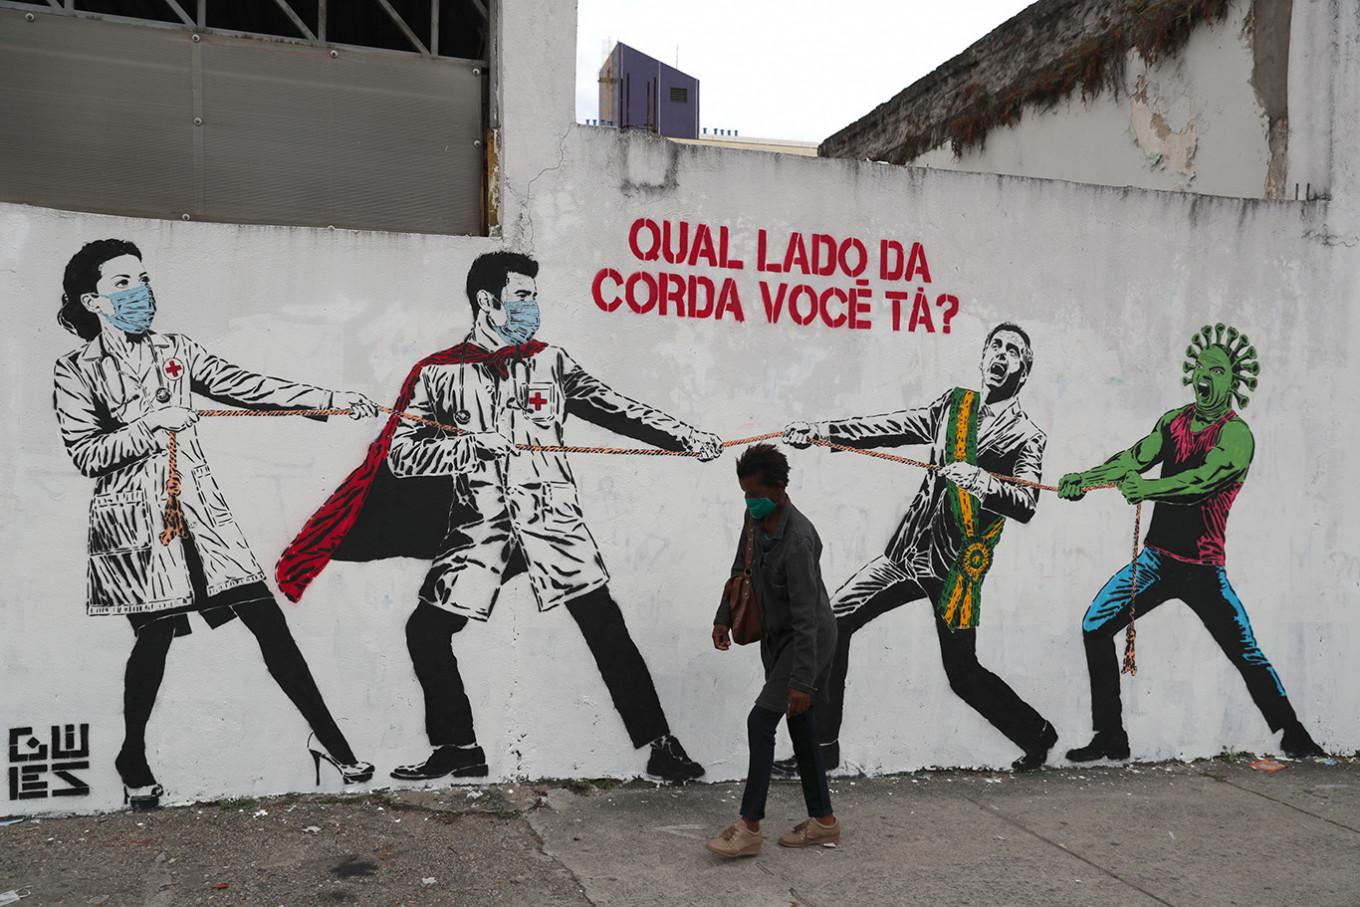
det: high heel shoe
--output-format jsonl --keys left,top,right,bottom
{"left": 308, "top": 734, "right": 374, "bottom": 785}
{"left": 116, "top": 748, "right": 161, "bottom": 809}
{"left": 123, "top": 783, "right": 164, "bottom": 810}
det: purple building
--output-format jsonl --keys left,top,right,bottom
{"left": 598, "top": 42, "right": 699, "bottom": 139}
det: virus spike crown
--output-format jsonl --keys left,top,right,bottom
{"left": 1187, "top": 323, "right": 1260, "bottom": 409}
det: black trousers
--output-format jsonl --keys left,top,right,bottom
{"left": 405, "top": 585, "right": 670, "bottom": 749}
{"left": 119, "top": 600, "right": 355, "bottom": 787}
{"left": 740, "top": 705, "right": 833, "bottom": 822}
{"left": 824, "top": 561, "right": 1050, "bottom": 753}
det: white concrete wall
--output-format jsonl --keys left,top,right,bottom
{"left": 2, "top": 0, "right": 1358, "bottom": 815}
{"left": 913, "top": 0, "right": 1277, "bottom": 198}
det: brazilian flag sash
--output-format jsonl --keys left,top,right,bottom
{"left": 937, "top": 388, "right": 1005, "bottom": 631}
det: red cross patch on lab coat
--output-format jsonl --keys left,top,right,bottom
{"left": 524, "top": 383, "right": 556, "bottom": 419}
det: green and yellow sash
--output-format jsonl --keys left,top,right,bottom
{"left": 937, "top": 388, "right": 1005, "bottom": 631}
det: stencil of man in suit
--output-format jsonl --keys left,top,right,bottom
{"left": 782, "top": 323, "right": 1058, "bottom": 773}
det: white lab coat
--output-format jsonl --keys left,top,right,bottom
{"left": 53, "top": 331, "right": 335, "bottom": 615}
{"left": 386, "top": 342, "right": 700, "bottom": 618}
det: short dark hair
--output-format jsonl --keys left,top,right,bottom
{"left": 736, "top": 443, "right": 790, "bottom": 487}
{"left": 465, "top": 251, "right": 539, "bottom": 316}
{"left": 984, "top": 321, "right": 1034, "bottom": 374}
{"left": 60, "top": 239, "right": 142, "bottom": 341}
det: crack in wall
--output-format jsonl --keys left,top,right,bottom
{"left": 1303, "top": 227, "right": 1360, "bottom": 246}
{"left": 505, "top": 123, "right": 573, "bottom": 254}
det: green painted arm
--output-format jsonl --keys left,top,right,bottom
{"left": 1124, "top": 420, "right": 1253, "bottom": 504}
{"left": 1058, "top": 410, "right": 1175, "bottom": 500}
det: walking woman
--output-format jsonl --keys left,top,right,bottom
{"left": 52, "top": 239, "right": 378, "bottom": 808}
{"left": 707, "top": 444, "right": 842, "bottom": 857}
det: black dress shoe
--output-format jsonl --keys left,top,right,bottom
{"left": 773, "top": 741, "right": 839, "bottom": 779}
{"left": 390, "top": 745, "right": 489, "bottom": 781}
{"left": 1012, "top": 721, "right": 1059, "bottom": 772}
{"left": 1065, "top": 731, "right": 1131, "bottom": 763}
{"left": 646, "top": 735, "right": 705, "bottom": 784}
{"left": 1280, "top": 721, "right": 1326, "bottom": 758}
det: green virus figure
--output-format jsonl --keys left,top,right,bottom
{"left": 1058, "top": 324, "right": 1325, "bottom": 762}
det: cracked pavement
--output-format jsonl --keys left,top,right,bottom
{"left": 2, "top": 759, "right": 1357, "bottom": 906}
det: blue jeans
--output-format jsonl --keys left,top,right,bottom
{"left": 1081, "top": 547, "right": 1294, "bottom": 736}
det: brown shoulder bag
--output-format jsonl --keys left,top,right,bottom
{"left": 723, "top": 518, "right": 762, "bottom": 645}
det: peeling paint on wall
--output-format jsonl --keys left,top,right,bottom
{"left": 1249, "top": 0, "right": 1293, "bottom": 198}
{"left": 902, "top": 0, "right": 1279, "bottom": 200}
{"left": 1129, "top": 71, "right": 1199, "bottom": 183}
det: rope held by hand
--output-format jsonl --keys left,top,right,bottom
{"left": 159, "top": 405, "right": 1127, "bottom": 521}
{"left": 183, "top": 408, "right": 1113, "bottom": 491}
{"left": 158, "top": 404, "right": 1142, "bottom": 674}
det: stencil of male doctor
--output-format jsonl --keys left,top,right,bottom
{"left": 328, "top": 251, "right": 722, "bottom": 782}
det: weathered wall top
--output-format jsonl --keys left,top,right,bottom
{"left": 819, "top": 0, "right": 1237, "bottom": 163}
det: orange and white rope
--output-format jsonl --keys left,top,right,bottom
{"left": 159, "top": 406, "right": 1142, "bottom": 671}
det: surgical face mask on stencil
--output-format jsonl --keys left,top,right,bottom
{"left": 494, "top": 297, "right": 540, "bottom": 345}
{"left": 104, "top": 284, "right": 156, "bottom": 334}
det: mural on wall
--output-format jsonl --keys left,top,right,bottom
{"left": 50, "top": 239, "right": 382, "bottom": 809}
{"left": 782, "top": 324, "right": 1059, "bottom": 774}
{"left": 1058, "top": 324, "right": 1326, "bottom": 761}
{"left": 276, "top": 251, "right": 725, "bottom": 783}
{"left": 24, "top": 220, "right": 1336, "bottom": 816}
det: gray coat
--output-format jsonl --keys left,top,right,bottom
{"left": 715, "top": 501, "right": 837, "bottom": 712}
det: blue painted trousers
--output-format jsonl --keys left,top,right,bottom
{"left": 1081, "top": 547, "right": 1295, "bottom": 736}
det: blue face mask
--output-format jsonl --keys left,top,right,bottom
{"left": 494, "top": 297, "right": 541, "bottom": 346}
{"left": 104, "top": 284, "right": 156, "bottom": 334}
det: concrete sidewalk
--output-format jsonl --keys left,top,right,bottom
{"left": 2, "top": 758, "right": 1357, "bottom": 906}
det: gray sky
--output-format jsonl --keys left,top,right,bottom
{"left": 575, "top": 0, "right": 1035, "bottom": 144}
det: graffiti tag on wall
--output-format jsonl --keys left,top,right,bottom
{"left": 8, "top": 725, "right": 90, "bottom": 800}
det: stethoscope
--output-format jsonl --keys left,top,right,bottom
{"left": 113, "top": 331, "right": 173, "bottom": 404}
{"left": 453, "top": 334, "right": 474, "bottom": 425}
{"left": 147, "top": 340, "right": 173, "bottom": 404}
{"left": 451, "top": 334, "right": 529, "bottom": 426}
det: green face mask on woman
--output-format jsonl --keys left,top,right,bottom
{"left": 745, "top": 496, "right": 777, "bottom": 520}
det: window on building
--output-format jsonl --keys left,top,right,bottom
{"left": 670, "top": 87, "right": 688, "bottom": 103}
{"left": 0, "top": 0, "right": 493, "bottom": 235}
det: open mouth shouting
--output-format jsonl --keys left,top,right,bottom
{"left": 986, "top": 359, "right": 1008, "bottom": 385}
{"left": 1195, "top": 375, "right": 1213, "bottom": 399}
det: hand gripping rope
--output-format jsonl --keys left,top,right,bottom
{"left": 160, "top": 407, "right": 1143, "bottom": 674}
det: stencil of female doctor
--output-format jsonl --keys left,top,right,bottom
{"left": 51, "top": 239, "right": 379, "bottom": 808}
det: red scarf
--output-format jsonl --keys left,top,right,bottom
{"left": 275, "top": 340, "right": 546, "bottom": 602}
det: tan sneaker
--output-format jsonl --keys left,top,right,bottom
{"left": 705, "top": 822, "right": 763, "bottom": 858}
{"left": 778, "top": 818, "right": 841, "bottom": 848}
